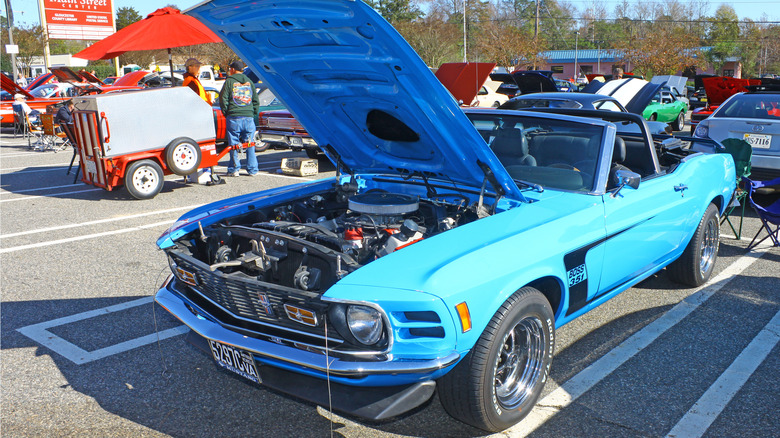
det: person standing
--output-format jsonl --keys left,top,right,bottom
{"left": 219, "top": 60, "right": 260, "bottom": 176}
{"left": 182, "top": 58, "right": 209, "bottom": 103}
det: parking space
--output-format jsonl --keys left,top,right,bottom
{"left": 1, "top": 128, "right": 778, "bottom": 437}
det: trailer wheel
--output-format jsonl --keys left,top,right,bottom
{"left": 165, "top": 137, "right": 202, "bottom": 176}
{"left": 125, "top": 160, "right": 164, "bottom": 200}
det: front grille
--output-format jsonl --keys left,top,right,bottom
{"left": 170, "top": 250, "right": 343, "bottom": 346}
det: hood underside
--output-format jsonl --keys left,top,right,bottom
{"left": 187, "top": 0, "right": 521, "bottom": 199}
{"left": 590, "top": 78, "right": 662, "bottom": 115}
{"left": 702, "top": 77, "right": 761, "bottom": 106}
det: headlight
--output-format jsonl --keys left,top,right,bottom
{"left": 694, "top": 123, "right": 709, "bottom": 139}
{"left": 346, "top": 305, "right": 384, "bottom": 345}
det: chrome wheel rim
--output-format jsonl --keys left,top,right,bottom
{"left": 132, "top": 166, "right": 159, "bottom": 195}
{"left": 699, "top": 217, "right": 718, "bottom": 275}
{"left": 494, "top": 316, "right": 545, "bottom": 409}
{"left": 172, "top": 143, "right": 197, "bottom": 170}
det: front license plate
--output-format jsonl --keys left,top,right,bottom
{"left": 743, "top": 133, "right": 772, "bottom": 149}
{"left": 208, "top": 340, "right": 261, "bottom": 384}
{"left": 289, "top": 136, "right": 303, "bottom": 147}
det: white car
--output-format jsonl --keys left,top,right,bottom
{"left": 472, "top": 79, "right": 509, "bottom": 108}
{"left": 693, "top": 90, "right": 780, "bottom": 180}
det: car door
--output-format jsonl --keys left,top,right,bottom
{"left": 598, "top": 173, "right": 692, "bottom": 296}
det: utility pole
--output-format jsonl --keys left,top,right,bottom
{"left": 4, "top": 0, "right": 19, "bottom": 81}
{"left": 574, "top": 31, "right": 579, "bottom": 81}
{"left": 533, "top": 0, "right": 539, "bottom": 70}
{"left": 462, "top": 0, "right": 467, "bottom": 62}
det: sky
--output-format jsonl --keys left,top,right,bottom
{"left": 3, "top": 0, "right": 779, "bottom": 27}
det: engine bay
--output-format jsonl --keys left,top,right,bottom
{"left": 170, "top": 181, "right": 485, "bottom": 293}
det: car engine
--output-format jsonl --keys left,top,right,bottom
{"left": 170, "top": 183, "right": 482, "bottom": 294}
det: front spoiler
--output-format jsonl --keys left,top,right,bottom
{"left": 154, "top": 278, "right": 460, "bottom": 379}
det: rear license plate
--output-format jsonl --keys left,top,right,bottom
{"left": 289, "top": 136, "right": 303, "bottom": 147}
{"left": 743, "top": 133, "right": 771, "bottom": 149}
{"left": 208, "top": 340, "right": 261, "bottom": 383}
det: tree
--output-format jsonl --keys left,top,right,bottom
{"left": 116, "top": 7, "right": 142, "bottom": 31}
{"left": 395, "top": 18, "right": 462, "bottom": 67}
{"left": 365, "top": 0, "right": 423, "bottom": 23}
{"left": 475, "top": 21, "right": 547, "bottom": 71}
{"left": 621, "top": 21, "right": 702, "bottom": 78}
{"left": 705, "top": 5, "right": 739, "bottom": 75}
{"left": 14, "top": 24, "right": 47, "bottom": 77}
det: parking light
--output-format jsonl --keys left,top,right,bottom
{"left": 456, "top": 302, "right": 472, "bottom": 333}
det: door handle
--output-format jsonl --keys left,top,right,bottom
{"left": 674, "top": 184, "right": 689, "bottom": 196}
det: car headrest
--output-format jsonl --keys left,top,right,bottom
{"left": 613, "top": 136, "right": 626, "bottom": 164}
{"left": 491, "top": 128, "right": 529, "bottom": 157}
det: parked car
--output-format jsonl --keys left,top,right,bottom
{"left": 642, "top": 89, "right": 688, "bottom": 131}
{"left": 497, "top": 92, "right": 672, "bottom": 134}
{"left": 690, "top": 76, "right": 761, "bottom": 133}
{"left": 158, "top": 0, "right": 736, "bottom": 432}
{"left": 650, "top": 75, "right": 690, "bottom": 109}
{"left": 102, "top": 76, "right": 118, "bottom": 85}
{"left": 693, "top": 90, "right": 780, "bottom": 180}
{"left": 554, "top": 78, "right": 577, "bottom": 92}
{"left": 490, "top": 70, "right": 558, "bottom": 98}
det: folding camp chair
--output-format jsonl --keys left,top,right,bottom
{"left": 60, "top": 123, "right": 81, "bottom": 183}
{"left": 40, "top": 114, "right": 71, "bottom": 152}
{"left": 12, "top": 105, "right": 26, "bottom": 137}
{"left": 718, "top": 138, "right": 752, "bottom": 239}
{"left": 744, "top": 176, "right": 780, "bottom": 251}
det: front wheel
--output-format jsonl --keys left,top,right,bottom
{"left": 672, "top": 112, "right": 685, "bottom": 131}
{"left": 667, "top": 203, "right": 719, "bottom": 286}
{"left": 438, "top": 287, "right": 554, "bottom": 432}
{"left": 125, "top": 159, "right": 164, "bottom": 200}
{"left": 253, "top": 131, "right": 269, "bottom": 152}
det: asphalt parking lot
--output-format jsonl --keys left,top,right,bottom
{"left": 1, "top": 124, "right": 778, "bottom": 438}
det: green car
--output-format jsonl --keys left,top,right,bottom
{"left": 643, "top": 89, "right": 688, "bottom": 131}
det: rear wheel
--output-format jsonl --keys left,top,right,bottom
{"left": 649, "top": 113, "right": 658, "bottom": 121}
{"left": 672, "top": 112, "right": 685, "bottom": 131}
{"left": 125, "top": 159, "right": 164, "bottom": 200}
{"left": 165, "top": 137, "right": 201, "bottom": 175}
{"left": 438, "top": 287, "right": 554, "bottom": 432}
{"left": 668, "top": 203, "right": 719, "bottom": 286}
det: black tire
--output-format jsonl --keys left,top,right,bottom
{"left": 668, "top": 203, "right": 719, "bottom": 286}
{"left": 125, "top": 159, "right": 164, "bottom": 200}
{"left": 438, "top": 287, "right": 554, "bottom": 432}
{"left": 305, "top": 147, "right": 321, "bottom": 160}
{"left": 253, "top": 131, "right": 269, "bottom": 152}
{"left": 672, "top": 112, "right": 685, "bottom": 132}
{"left": 649, "top": 113, "right": 657, "bottom": 121}
{"left": 164, "top": 137, "right": 201, "bottom": 176}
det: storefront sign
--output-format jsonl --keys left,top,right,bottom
{"left": 42, "top": 0, "right": 115, "bottom": 40}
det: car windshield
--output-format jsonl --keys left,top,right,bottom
{"left": 466, "top": 112, "right": 605, "bottom": 192}
{"left": 503, "top": 98, "right": 583, "bottom": 110}
{"left": 28, "top": 84, "right": 74, "bottom": 98}
{"left": 716, "top": 94, "right": 780, "bottom": 120}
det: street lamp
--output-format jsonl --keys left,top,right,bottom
{"left": 574, "top": 31, "right": 579, "bottom": 82}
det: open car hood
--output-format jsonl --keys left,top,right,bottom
{"left": 650, "top": 75, "right": 687, "bottom": 97}
{"left": 435, "top": 62, "right": 495, "bottom": 105}
{"left": 1, "top": 73, "right": 34, "bottom": 99}
{"left": 49, "top": 67, "right": 86, "bottom": 83}
{"left": 187, "top": 0, "right": 521, "bottom": 198}
{"left": 590, "top": 78, "right": 662, "bottom": 115}
{"left": 702, "top": 77, "right": 761, "bottom": 106}
{"left": 490, "top": 71, "right": 557, "bottom": 95}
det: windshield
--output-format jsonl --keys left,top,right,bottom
{"left": 503, "top": 98, "right": 583, "bottom": 110}
{"left": 29, "top": 84, "right": 75, "bottom": 98}
{"left": 716, "top": 94, "right": 780, "bottom": 120}
{"left": 466, "top": 112, "right": 606, "bottom": 192}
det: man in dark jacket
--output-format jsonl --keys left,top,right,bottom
{"left": 219, "top": 60, "right": 260, "bottom": 176}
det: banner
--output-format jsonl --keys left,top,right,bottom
{"left": 42, "top": 0, "right": 115, "bottom": 40}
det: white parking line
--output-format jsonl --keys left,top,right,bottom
{"left": 16, "top": 296, "right": 188, "bottom": 365}
{"left": 665, "top": 308, "right": 780, "bottom": 438}
{"left": 0, "top": 204, "right": 204, "bottom": 239}
{"left": 0, "top": 188, "right": 104, "bottom": 203}
{"left": 0, "top": 220, "right": 173, "bottom": 254}
{"left": 1, "top": 166, "right": 73, "bottom": 174}
{"left": 505, "top": 246, "right": 770, "bottom": 437}
{"left": 0, "top": 183, "right": 87, "bottom": 195}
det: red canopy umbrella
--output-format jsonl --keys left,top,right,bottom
{"left": 74, "top": 7, "right": 222, "bottom": 79}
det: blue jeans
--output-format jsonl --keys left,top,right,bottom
{"left": 226, "top": 116, "right": 258, "bottom": 174}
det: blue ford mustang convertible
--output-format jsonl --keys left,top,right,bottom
{"left": 155, "top": 0, "right": 736, "bottom": 432}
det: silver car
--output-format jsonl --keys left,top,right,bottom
{"left": 694, "top": 91, "right": 780, "bottom": 180}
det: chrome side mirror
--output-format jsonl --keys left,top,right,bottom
{"left": 611, "top": 170, "right": 641, "bottom": 198}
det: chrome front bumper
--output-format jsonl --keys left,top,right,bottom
{"left": 154, "top": 278, "right": 460, "bottom": 379}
